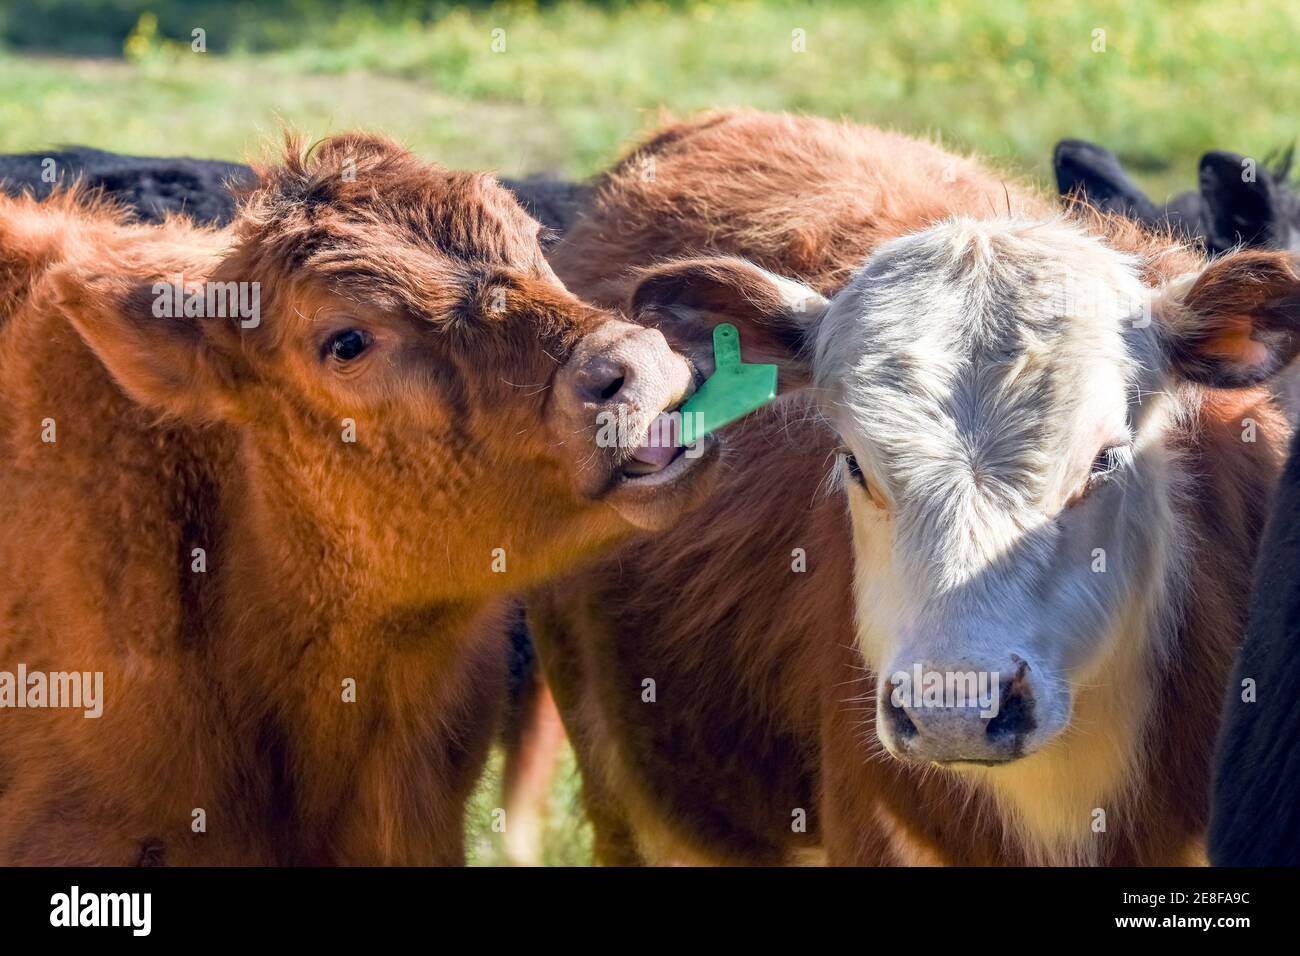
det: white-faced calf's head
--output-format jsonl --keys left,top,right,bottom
{"left": 630, "top": 218, "right": 1300, "bottom": 768}
{"left": 814, "top": 219, "right": 1174, "bottom": 766}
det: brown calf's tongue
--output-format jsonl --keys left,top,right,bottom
{"left": 629, "top": 411, "right": 680, "bottom": 472}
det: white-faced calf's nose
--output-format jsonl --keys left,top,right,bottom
{"left": 881, "top": 657, "right": 1039, "bottom": 765}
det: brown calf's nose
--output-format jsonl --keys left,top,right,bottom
{"left": 573, "top": 354, "right": 633, "bottom": 404}
{"left": 549, "top": 319, "right": 698, "bottom": 505}
{"left": 556, "top": 320, "right": 693, "bottom": 419}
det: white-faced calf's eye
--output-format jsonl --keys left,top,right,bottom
{"left": 844, "top": 453, "right": 868, "bottom": 489}
{"left": 1083, "top": 443, "right": 1130, "bottom": 495}
{"left": 325, "top": 329, "right": 372, "bottom": 363}
{"left": 841, "top": 452, "right": 889, "bottom": 509}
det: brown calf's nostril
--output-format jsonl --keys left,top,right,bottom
{"left": 597, "top": 375, "right": 625, "bottom": 402}
{"left": 576, "top": 357, "right": 631, "bottom": 404}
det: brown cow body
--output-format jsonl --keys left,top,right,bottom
{"left": 532, "top": 111, "right": 1288, "bottom": 865}
{"left": 0, "top": 135, "right": 716, "bottom": 864}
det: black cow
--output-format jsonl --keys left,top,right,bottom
{"left": 1210, "top": 422, "right": 1300, "bottom": 866}
{"left": 1053, "top": 138, "right": 1299, "bottom": 255}
{"left": 0, "top": 146, "right": 252, "bottom": 225}
{"left": 0, "top": 146, "right": 587, "bottom": 239}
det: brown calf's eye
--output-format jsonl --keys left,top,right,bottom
{"left": 326, "top": 329, "right": 372, "bottom": 362}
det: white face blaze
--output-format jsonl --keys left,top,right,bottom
{"left": 812, "top": 218, "right": 1186, "bottom": 782}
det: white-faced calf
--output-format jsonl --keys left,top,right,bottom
{"left": 531, "top": 110, "right": 1294, "bottom": 865}
{"left": 650, "top": 219, "right": 1298, "bottom": 863}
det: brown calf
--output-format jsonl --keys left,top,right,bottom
{"left": 531, "top": 110, "right": 1292, "bottom": 865}
{"left": 0, "top": 134, "right": 719, "bottom": 864}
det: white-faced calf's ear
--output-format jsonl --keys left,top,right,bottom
{"left": 50, "top": 268, "right": 249, "bottom": 423}
{"left": 1154, "top": 249, "right": 1300, "bottom": 388}
{"left": 628, "top": 255, "right": 828, "bottom": 392}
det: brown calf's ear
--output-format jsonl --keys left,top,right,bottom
{"left": 1158, "top": 249, "right": 1300, "bottom": 388}
{"left": 628, "top": 256, "right": 828, "bottom": 391}
{"left": 50, "top": 268, "right": 249, "bottom": 423}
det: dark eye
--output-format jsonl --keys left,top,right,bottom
{"left": 1087, "top": 444, "right": 1128, "bottom": 489}
{"left": 844, "top": 453, "right": 868, "bottom": 489}
{"left": 842, "top": 451, "right": 888, "bottom": 509}
{"left": 326, "top": 329, "right": 372, "bottom": 362}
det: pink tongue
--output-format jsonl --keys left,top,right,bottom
{"left": 630, "top": 412, "right": 680, "bottom": 471}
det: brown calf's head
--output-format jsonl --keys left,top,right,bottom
{"left": 52, "top": 134, "right": 719, "bottom": 604}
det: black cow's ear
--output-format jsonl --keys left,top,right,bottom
{"left": 1199, "top": 151, "right": 1281, "bottom": 253}
{"left": 628, "top": 256, "right": 827, "bottom": 393}
{"left": 1155, "top": 249, "right": 1300, "bottom": 387}
{"left": 1053, "top": 139, "right": 1161, "bottom": 222}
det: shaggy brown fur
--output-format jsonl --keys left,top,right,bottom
{"left": 0, "top": 134, "right": 687, "bottom": 865}
{"left": 531, "top": 110, "right": 1290, "bottom": 865}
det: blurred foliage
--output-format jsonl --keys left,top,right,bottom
{"left": 4, "top": 1, "right": 460, "bottom": 55}
{"left": 1, "top": 1, "right": 1296, "bottom": 196}
{"left": 464, "top": 745, "right": 594, "bottom": 867}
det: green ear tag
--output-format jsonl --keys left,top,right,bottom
{"left": 678, "top": 323, "right": 778, "bottom": 446}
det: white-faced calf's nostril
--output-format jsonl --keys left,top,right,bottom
{"left": 883, "top": 696, "right": 919, "bottom": 746}
{"left": 1007, "top": 656, "right": 1032, "bottom": 692}
{"left": 985, "top": 668, "right": 1037, "bottom": 747}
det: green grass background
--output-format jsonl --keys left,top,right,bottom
{"left": 5, "top": 1, "right": 1299, "bottom": 194}
{"left": 3, "top": 0, "right": 1296, "bottom": 863}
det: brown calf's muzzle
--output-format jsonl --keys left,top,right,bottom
{"left": 549, "top": 316, "right": 721, "bottom": 530}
